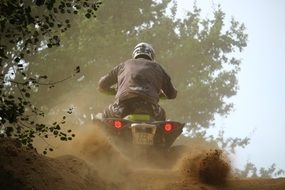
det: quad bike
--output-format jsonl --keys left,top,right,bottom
{"left": 94, "top": 108, "right": 185, "bottom": 166}
{"left": 94, "top": 87, "right": 185, "bottom": 166}
{"left": 94, "top": 113, "right": 184, "bottom": 147}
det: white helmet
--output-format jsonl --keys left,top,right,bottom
{"left": 132, "top": 42, "right": 155, "bottom": 61}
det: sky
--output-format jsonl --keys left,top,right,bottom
{"left": 175, "top": 0, "right": 285, "bottom": 172}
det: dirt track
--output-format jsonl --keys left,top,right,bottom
{"left": 124, "top": 169, "right": 285, "bottom": 190}
{"left": 1, "top": 125, "right": 285, "bottom": 190}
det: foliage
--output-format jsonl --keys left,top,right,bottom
{"left": 0, "top": 0, "right": 101, "bottom": 149}
{"left": 211, "top": 130, "right": 250, "bottom": 154}
{"left": 19, "top": 0, "right": 249, "bottom": 153}
{"left": 234, "top": 162, "right": 285, "bottom": 178}
{"left": 1, "top": 0, "right": 250, "bottom": 158}
{"left": 33, "top": 1, "right": 248, "bottom": 131}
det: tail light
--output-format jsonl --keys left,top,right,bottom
{"left": 164, "top": 123, "right": 173, "bottom": 132}
{"left": 114, "top": 120, "right": 123, "bottom": 129}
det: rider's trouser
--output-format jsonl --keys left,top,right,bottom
{"left": 103, "top": 97, "right": 166, "bottom": 121}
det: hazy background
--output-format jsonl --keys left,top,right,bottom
{"left": 175, "top": 0, "right": 285, "bottom": 170}
{"left": 18, "top": 0, "right": 284, "bottom": 173}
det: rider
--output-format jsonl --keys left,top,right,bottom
{"left": 98, "top": 42, "right": 177, "bottom": 121}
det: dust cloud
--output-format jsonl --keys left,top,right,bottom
{"left": 33, "top": 119, "right": 231, "bottom": 190}
{"left": 2, "top": 135, "right": 285, "bottom": 190}
{"left": 32, "top": 87, "right": 231, "bottom": 189}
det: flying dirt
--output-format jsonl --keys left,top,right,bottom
{"left": 1, "top": 123, "right": 285, "bottom": 190}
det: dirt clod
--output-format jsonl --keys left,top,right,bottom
{"left": 178, "top": 148, "right": 230, "bottom": 186}
{"left": 198, "top": 149, "right": 230, "bottom": 185}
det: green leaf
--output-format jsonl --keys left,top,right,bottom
{"left": 85, "top": 13, "right": 91, "bottom": 18}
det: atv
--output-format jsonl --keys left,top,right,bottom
{"left": 94, "top": 112, "right": 185, "bottom": 164}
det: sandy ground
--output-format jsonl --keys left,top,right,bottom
{"left": 1, "top": 124, "right": 285, "bottom": 190}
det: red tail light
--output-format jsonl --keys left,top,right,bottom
{"left": 164, "top": 123, "right": 173, "bottom": 132}
{"left": 114, "top": 120, "right": 123, "bottom": 129}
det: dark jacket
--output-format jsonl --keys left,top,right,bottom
{"left": 99, "top": 58, "right": 177, "bottom": 104}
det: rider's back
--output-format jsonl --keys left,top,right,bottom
{"left": 116, "top": 58, "right": 176, "bottom": 104}
{"left": 98, "top": 43, "right": 177, "bottom": 120}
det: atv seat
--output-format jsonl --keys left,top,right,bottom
{"left": 124, "top": 114, "right": 151, "bottom": 121}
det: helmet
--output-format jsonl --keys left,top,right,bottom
{"left": 132, "top": 42, "right": 155, "bottom": 61}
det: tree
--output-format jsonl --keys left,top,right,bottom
{"left": 139, "top": 4, "right": 247, "bottom": 133}
{"left": 0, "top": 0, "right": 101, "bottom": 150}
{"left": 30, "top": 1, "right": 247, "bottom": 132}
{"left": 234, "top": 162, "right": 284, "bottom": 178}
{"left": 1, "top": 0, "right": 248, "bottom": 153}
